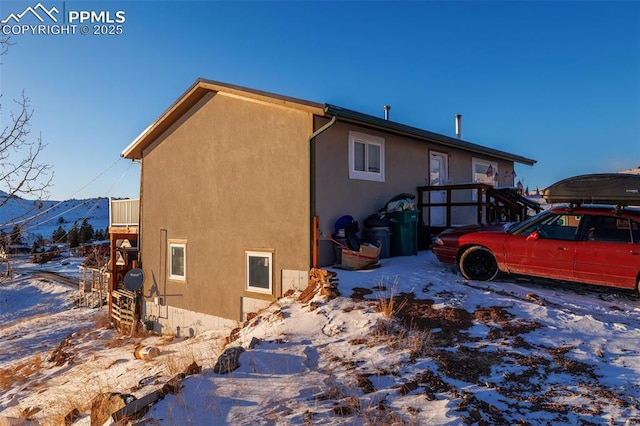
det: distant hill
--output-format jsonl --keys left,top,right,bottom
{"left": 620, "top": 167, "right": 640, "bottom": 175}
{"left": 0, "top": 196, "right": 110, "bottom": 244}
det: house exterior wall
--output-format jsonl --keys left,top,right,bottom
{"left": 138, "top": 92, "right": 312, "bottom": 332}
{"left": 447, "top": 156, "right": 517, "bottom": 225}
{"left": 314, "top": 119, "right": 429, "bottom": 265}
{"left": 313, "top": 118, "right": 515, "bottom": 266}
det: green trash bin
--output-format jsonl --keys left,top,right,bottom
{"left": 388, "top": 210, "right": 418, "bottom": 256}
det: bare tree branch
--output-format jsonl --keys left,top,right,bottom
{"left": 0, "top": 37, "right": 54, "bottom": 264}
{"left": 0, "top": 90, "right": 53, "bottom": 206}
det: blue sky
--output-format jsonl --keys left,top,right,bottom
{"left": 1, "top": 0, "right": 638, "bottom": 201}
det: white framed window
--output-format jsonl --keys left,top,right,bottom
{"left": 245, "top": 251, "right": 273, "bottom": 294}
{"left": 472, "top": 158, "right": 498, "bottom": 186}
{"left": 472, "top": 158, "right": 498, "bottom": 201}
{"left": 169, "top": 240, "right": 186, "bottom": 281}
{"left": 348, "top": 131, "right": 385, "bottom": 182}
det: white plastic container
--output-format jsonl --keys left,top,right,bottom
{"left": 134, "top": 345, "right": 160, "bottom": 360}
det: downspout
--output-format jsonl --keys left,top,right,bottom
{"left": 136, "top": 158, "right": 144, "bottom": 325}
{"left": 127, "top": 158, "right": 142, "bottom": 266}
{"left": 309, "top": 114, "right": 337, "bottom": 268}
{"left": 135, "top": 158, "right": 142, "bottom": 269}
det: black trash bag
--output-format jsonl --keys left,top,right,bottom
{"left": 364, "top": 212, "right": 392, "bottom": 228}
{"left": 344, "top": 221, "right": 360, "bottom": 251}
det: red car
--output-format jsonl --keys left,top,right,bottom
{"left": 432, "top": 204, "right": 640, "bottom": 293}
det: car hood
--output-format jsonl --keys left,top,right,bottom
{"left": 437, "top": 223, "right": 510, "bottom": 237}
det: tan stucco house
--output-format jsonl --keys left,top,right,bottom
{"left": 122, "top": 78, "right": 535, "bottom": 335}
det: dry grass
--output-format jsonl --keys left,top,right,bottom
{"left": 43, "top": 392, "right": 93, "bottom": 426}
{"left": 375, "top": 278, "right": 409, "bottom": 319}
{"left": 0, "top": 354, "right": 45, "bottom": 390}
{"left": 162, "top": 344, "right": 200, "bottom": 377}
{"left": 94, "top": 311, "right": 112, "bottom": 329}
{"left": 103, "top": 334, "right": 142, "bottom": 349}
{"left": 105, "top": 358, "right": 123, "bottom": 369}
{"left": 371, "top": 319, "right": 433, "bottom": 360}
{"left": 164, "top": 353, "right": 188, "bottom": 376}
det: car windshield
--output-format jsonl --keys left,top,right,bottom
{"left": 506, "top": 209, "right": 555, "bottom": 235}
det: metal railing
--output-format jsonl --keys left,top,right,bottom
{"left": 109, "top": 198, "right": 139, "bottom": 227}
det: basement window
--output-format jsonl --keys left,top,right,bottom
{"left": 169, "top": 240, "right": 186, "bottom": 281}
{"left": 348, "top": 131, "right": 385, "bottom": 182}
{"left": 246, "top": 251, "right": 273, "bottom": 294}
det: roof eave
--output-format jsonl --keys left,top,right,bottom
{"left": 324, "top": 104, "right": 536, "bottom": 166}
{"left": 122, "top": 78, "right": 325, "bottom": 159}
{"left": 122, "top": 80, "right": 209, "bottom": 159}
{"left": 122, "top": 80, "right": 536, "bottom": 167}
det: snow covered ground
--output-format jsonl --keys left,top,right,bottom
{"left": 1, "top": 251, "right": 640, "bottom": 425}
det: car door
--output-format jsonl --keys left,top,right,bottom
{"left": 573, "top": 215, "right": 640, "bottom": 289}
{"left": 503, "top": 213, "right": 579, "bottom": 281}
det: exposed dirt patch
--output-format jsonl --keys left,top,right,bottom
{"left": 350, "top": 287, "right": 373, "bottom": 302}
{"left": 349, "top": 290, "right": 637, "bottom": 422}
{"left": 473, "top": 306, "right": 513, "bottom": 325}
{"left": 49, "top": 334, "right": 75, "bottom": 367}
{"left": 487, "top": 319, "right": 543, "bottom": 341}
{"left": 397, "top": 369, "right": 454, "bottom": 398}
{"left": 392, "top": 293, "right": 473, "bottom": 332}
{"left": 354, "top": 373, "right": 376, "bottom": 394}
{"left": 547, "top": 345, "right": 598, "bottom": 379}
{"left": 432, "top": 346, "right": 502, "bottom": 383}
{"left": 347, "top": 283, "right": 639, "bottom": 423}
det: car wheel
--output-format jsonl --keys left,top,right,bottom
{"left": 459, "top": 246, "right": 499, "bottom": 281}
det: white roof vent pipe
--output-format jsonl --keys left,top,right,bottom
{"left": 455, "top": 114, "right": 462, "bottom": 140}
{"left": 383, "top": 105, "right": 391, "bottom": 120}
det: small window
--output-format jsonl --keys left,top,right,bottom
{"left": 472, "top": 158, "right": 498, "bottom": 186}
{"left": 348, "top": 131, "right": 385, "bottom": 182}
{"left": 471, "top": 158, "right": 498, "bottom": 201}
{"left": 246, "top": 251, "right": 273, "bottom": 294}
{"left": 169, "top": 240, "right": 186, "bottom": 281}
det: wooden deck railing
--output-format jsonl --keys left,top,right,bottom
{"left": 416, "top": 183, "right": 542, "bottom": 230}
